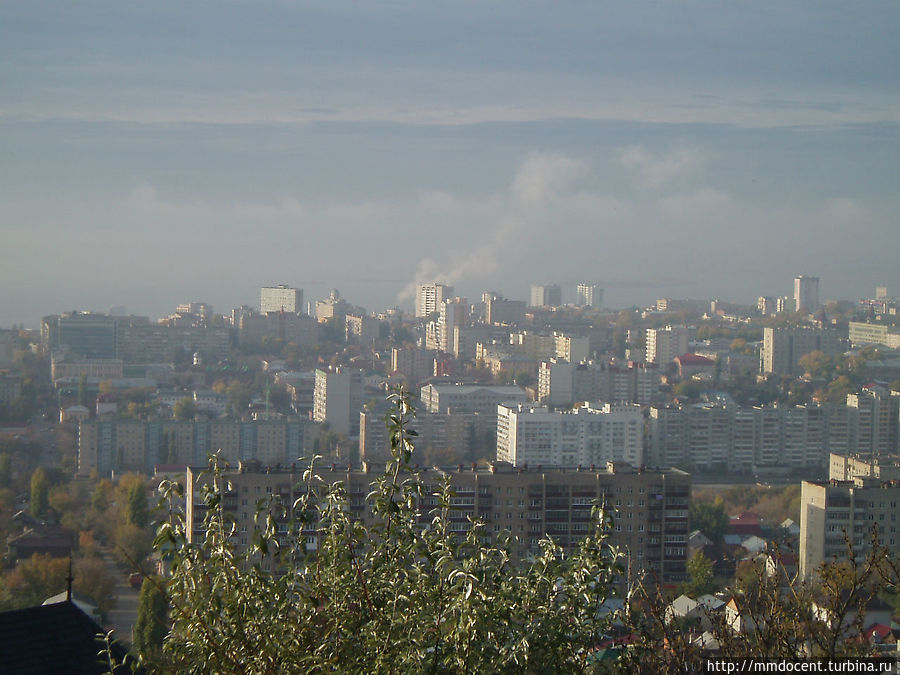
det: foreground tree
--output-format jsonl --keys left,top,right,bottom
{"left": 134, "top": 577, "right": 168, "bottom": 659}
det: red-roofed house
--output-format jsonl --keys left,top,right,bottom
{"left": 729, "top": 511, "right": 763, "bottom": 536}
{"left": 675, "top": 353, "right": 716, "bottom": 380}
{"left": 864, "top": 623, "right": 900, "bottom": 654}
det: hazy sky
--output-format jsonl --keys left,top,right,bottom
{"left": 2, "top": 1, "right": 898, "bottom": 327}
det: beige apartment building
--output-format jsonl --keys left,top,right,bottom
{"left": 799, "top": 475, "right": 900, "bottom": 580}
{"left": 761, "top": 326, "right": 841, "bottom": 376}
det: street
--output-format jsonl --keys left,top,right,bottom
{"left": 100, "top": 548, "right": 140, "bottom": 646}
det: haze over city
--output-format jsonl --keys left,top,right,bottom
{"left": 2, "top": 2, "right": 899, "bottom": 327}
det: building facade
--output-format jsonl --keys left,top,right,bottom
{"left": 530, "top": 284, "right": 562, "bottom": 308}
{"left": 483, "top": 294, "right": 526, "bottom": 326}
{"left": 185, "top": 460, "right": 691, "bottom": 583}
{"left": 649, "top": 395, "right": 898, "bottom": 473}
{"left": 848, "top": 321, "right": 900, "bottom": 350}
{"left": 415, "top": 283, "right": 453, "bottom": 318}
{"left": 576, "top": 284, "right": 603, "bottom": 309}
{"left": 646, "top": 326, "right": 690, "bottom": 365}
{"left": 799, "top": 476, "right": 900, "bottom": 579}
{"left": 793, "top": 275, "right": 820, "bottom": 314}
{"left": 313, "top": 368, "right": 365, "bottom": 437}
{"left": 537, "top": 359, "right": 661, "bottom": 407}
{"left": 260, "top": 285, "right": 303, "bottom": 314}
{"left": 419, "top": 384, "right": 527, "bottom": 417}
{"left": 497, "top": 403, "right": 644, "bottom": 467}
{"left": 78, "top": 418, "right": 313, "bottom": 475}
{"left": 238, "top": 312, "right": 318, "bottom": 348}
{"left": 761, "top": 326, "right": 841, "bottom": 376}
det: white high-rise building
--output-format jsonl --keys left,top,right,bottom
{"left": 415, "top": 283, "right": 453, "bottom": 318}
{"left": 313, "top": 368, "right": 364, "bottom": 437}
{"left": 437, "top": 298, "right": 468, "bottom": 353}
{"left": 497, "top": 403, "right": 644, "bottom": 467}
{"left": 793, "top": 275, "right": 819, "bottom": 314}
{"left": 261, "top": 285, "right": 303, "bottom": 314}
{"left": 576, "top": 283, "right": 603, "bottom": 309}
{"left": 645, "top": 325, "right": 689, "bottom": 365}
{"left": 530, "top": 284, "right": 562, "bottom": 308}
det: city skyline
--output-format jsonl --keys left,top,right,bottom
{"left": 2, "top": 2, "right": 899, "bottom": 327}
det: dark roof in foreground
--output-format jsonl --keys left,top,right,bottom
{"left": 0, "top": 600, "right": 133, "bottom": 674}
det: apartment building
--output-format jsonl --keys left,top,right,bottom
{"left": 390, "top": 347, "right": 436, "bottom": 385}
{"left": 260, "top": 285, "right": 303, "bottom": 314}
{"left": 78, "top": 418, "right": 313, "bottom": 475}
{"left": 419, "top": 384, "right": 527, "bottom": 417}
{"left": 799, "top": 475, "right": 900, "bottom": 579}
{"left": 313, "top": 368, "right": 365, "bottom": 437}
{"left": 537, "top": 359, "right": 660, "bottom": 407}
{"left": 646, "top": 326, "right": 690, "bottom": 365}
{"left": 238, "top": 312, "right": 318, "bottom": 348}
{"left": 483, "top": 293, "right": 526, "bottom": 326}
{"left": 648, "top": 401, "right": 869, "bottom": 473}
{"left": 829, "top": 451, "right": 900, "bottom": 482}
{"left": 437, "top": 298, "right": 469, "bottom": 353}
{"left": 530, "top": 284, "right": 562, "bottom": 308}
{"left": 185, "top": 460, "right": 691, "bottom": 583}
{"left": 847, "top": 386, "right": 900, "bottom": 457}
{"left": 359, "top": 404, "right": 493, "bottom": 465}
{"left": 793, "top": 275, "right": 819, "bottom": 314}
{"left": 415, "top": 283, "right": 453, "bottom": 318}
{"left": 848, "top": 321, "right": 900, "bottom": 350}
{"left": 761, "top": 326, "right": 841, "bottom": 376}
{"left": 575, "top": 284, "right": 603, "bottom": 309}
{"left": 497, "top": 403, "right": 644, "bottom": 467}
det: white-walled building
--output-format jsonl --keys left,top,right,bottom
{"left": 419, "top": 384, "right": 527, "bottom": 417}
{"left": 260, "top": 285, "right": 303, "bottom": 314}
{"left": 437, "top": 298, "right": 469, "bottom": 353}
{"left": 313, "top": 368, "right": 364, "bottom": 437}
{"left": 793, "top": 275, "right": 819, "bottom": 314}
{"left": 537, "top": 359, "right": 660, "bottom": 407}
{"left": 415, "top": 283, "right": 453, "bottom": 318}
{"left": 497, "top": 402, "right": 644, "bottom": 467}
{"left": 530, "top": 284, "right": 562, "bottom": 308}
{"left": 646, "top": 326, "right": 690, "bottom": 365}
{"left": 576, "top": 284, "right": 603, "bottom": 309}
